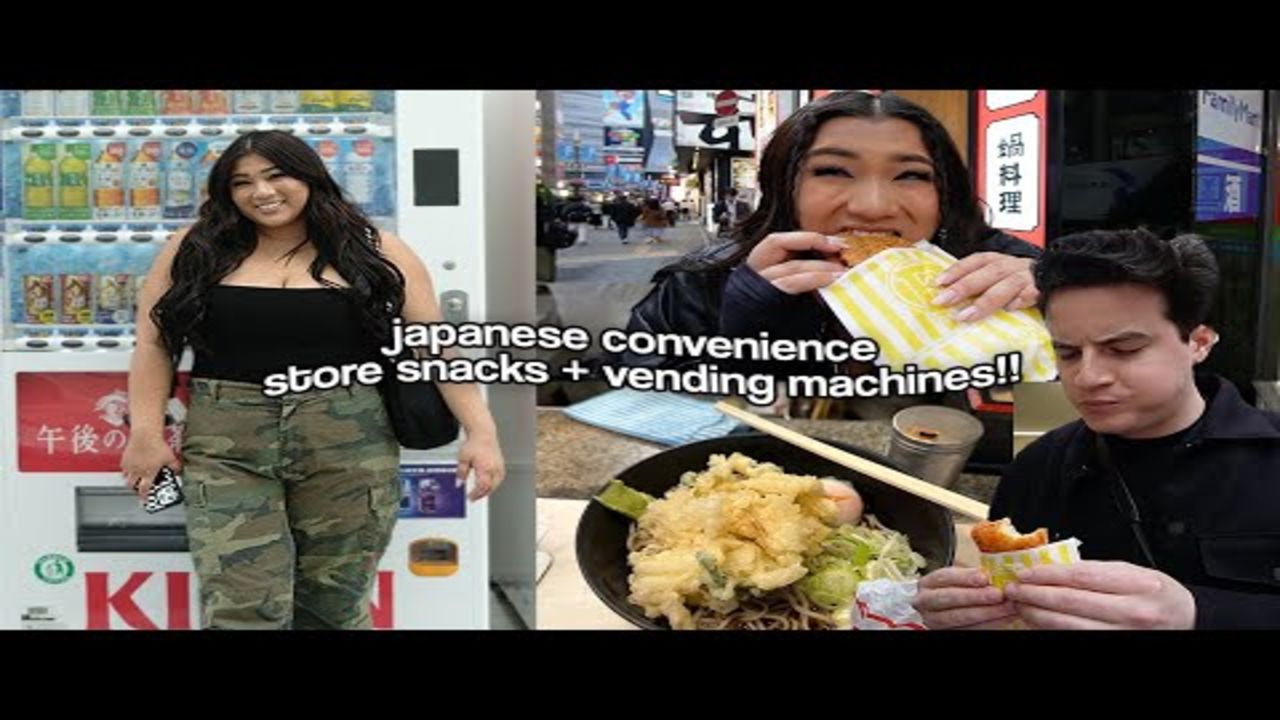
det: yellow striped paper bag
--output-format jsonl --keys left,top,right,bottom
{"left": 818, "top": 243, "right": 1058, "bottom": 381}
{"left": 979, "top": 538, "right": 1084, "bottom": 590}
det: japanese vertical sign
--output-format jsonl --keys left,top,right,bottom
{"left": 975, "top": 91, "right": 1048, "bottom": 248}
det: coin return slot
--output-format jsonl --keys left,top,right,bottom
{"left": 75, "top": 487, "right": 189, "bottom": 553}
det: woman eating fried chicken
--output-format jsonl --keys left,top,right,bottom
{"left": 621, "top": 91, "right": 1040, "bottom": 378}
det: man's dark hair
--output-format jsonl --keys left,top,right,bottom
{"left": 1035, "top": 228, "right": 1219, "bottom": 339}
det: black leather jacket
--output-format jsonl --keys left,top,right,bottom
{"left": 618, "top": 241, "right": 736, "bottom": 369}
{"left": 992, "top": 374, "right": 1280, "bottom": 629}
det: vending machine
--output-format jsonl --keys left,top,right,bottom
{"left": 0, "top": 90, "right": 526, "bottom": 629}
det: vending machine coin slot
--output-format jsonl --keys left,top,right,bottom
{"left": 408, "top": 538, "right": 459, "bottom": 577}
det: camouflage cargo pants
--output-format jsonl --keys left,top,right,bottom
{"left": 181, "top": 378, "right": 401, "bottom": 629}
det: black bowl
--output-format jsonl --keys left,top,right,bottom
{"left": 575, "top": 432, "right": 956, "bottom": 629}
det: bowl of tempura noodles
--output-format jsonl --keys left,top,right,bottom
{"left": 576, "top": 433, "right": 955, "bottom": 630}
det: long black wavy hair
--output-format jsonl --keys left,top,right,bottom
{"left": 709, "top": 91, "right": 992, "bottom": 271}
{"left": 151, "top": 130, "right": 405, "bottom": 365}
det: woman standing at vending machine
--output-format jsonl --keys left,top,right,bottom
{"left": 120, "top": 130, "right": 505, "bottom": 630}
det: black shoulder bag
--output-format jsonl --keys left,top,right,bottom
{"left": 367, "top": 227, "right": 460, "bottom": 449}
{"left": 379, "top": 346, "right": 460, "bottom": 450}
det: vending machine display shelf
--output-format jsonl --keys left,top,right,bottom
{"left": 5, "top": 115, "right": 393, "bottom": 141}
{"left": 2, "top": 219, "right": 395, "bottom": 244}
{"left": 3, "top": 227, "right": 179, "bottom": 243}
{"left": 6, "top": 331, "right": 135, "bottom": 351}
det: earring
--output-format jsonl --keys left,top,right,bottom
{"left": 936, "top": 228, "right": 949, "bottom": 243}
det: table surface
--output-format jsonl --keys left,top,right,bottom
{"left": 537, "top": 501, "right": 982, "bottom": 630}
{"left": 536, "top": 408, "right": 1000, "bottom": 504}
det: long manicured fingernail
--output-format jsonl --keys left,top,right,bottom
{"left": 933, "top": 289, "right": 958, "bottom": 306}
{"left": 826, "top": 235, "right": 847, "bottom": 246}
{"left": 954, "top": 306, "right": 979, "bottom": 322}
{"left": 934, "top": 272, "right": 953, "bottom": 286}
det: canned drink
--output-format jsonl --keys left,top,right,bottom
{"left": 232, "top": 90, "right": 268, "bottom": 114}
{"left": 56, "top": 90, "right": 91, "bottom": 117}
{"left": 23, "top": 275, "right": 56, "bottom": 324}
{"left": 21, "top": 90, "right": 56, "bottom": 117}
{"left": 336, "top": 90, "right": 374, "bottom": 112}
{"left": 127, "top": 141, "right": 164, "bottom": 221}
{"left": 57, "top": 143, "right": 93, "bottom": 221}
{"left": 158, "top": 90, "right": 195, "bottom": 115}
{"left": 299, "top": 90, "right": 337, "bottom": 113}
{"left": 163, "top": 140, "right": 199, "bottom": 219}
{"left": 314, "top": 138, "right": 342, "bottom": 184}
{"left": 92, "top": 90, "right": 124, "bottom": 116}
{"left": 343, "top": 138, "right": 376, "bottom": 208}
{"left": 194, "top": 90, "right": 230, "bottom": 115}
{"left": 22, "top": 143, "right": 57, "bottom": 221}
{"left": 96, "top": 274, "right": 133, "bottom": 324}
{"left": 92, "top": 141, "right": 128, "bottom": 221}
{"left": 123, "top": 90, "right": 158, "bottom": 116}
{"left": 270, "top": 90, "right": 300, "bottom": 113}
{"left": 60, "top": 274, "right": 94, "bottom": 325}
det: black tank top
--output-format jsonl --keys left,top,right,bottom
{"left": 191, "top": 285, "right": 382, "bottom": 383}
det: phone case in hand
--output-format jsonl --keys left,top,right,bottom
{"left": 144, "top": 467, "right": 184, "bottom": 514}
